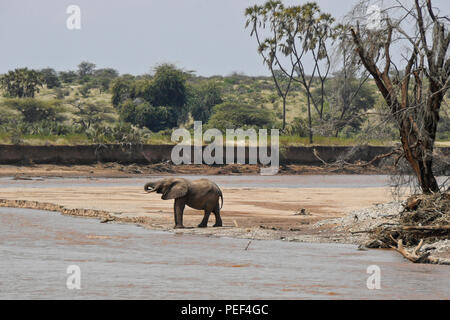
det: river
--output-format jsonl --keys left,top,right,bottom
{"left": 0, "top": 174, "right": 402, "bottom": 189}
{"left": 1, "top": 206, "right": 448, "bottom": 299}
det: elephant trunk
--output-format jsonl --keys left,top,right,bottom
{"left": 144, "top": 182, "right": 157, "bottom": 193}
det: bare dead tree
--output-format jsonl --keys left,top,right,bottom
{"left": 346, "top": 0, "right": 449, "bottom": 194}
{"left": 327, "top": 24, "right": 375, "bottom": 137}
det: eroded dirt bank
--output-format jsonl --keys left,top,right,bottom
{"left": 0, "top": 163, "right": 389, "bottom": 178}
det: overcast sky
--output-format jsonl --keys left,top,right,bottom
{"left": 0, "top": 0, "right": 448, "bottom": 76}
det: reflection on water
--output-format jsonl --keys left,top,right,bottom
{"left": 0, "top": 207, "right": 448, "bottom": 299}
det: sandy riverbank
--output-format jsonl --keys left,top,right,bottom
{"left": 1, "top": 170, "right": 447, "bottom": 263}
{"left": 0, "top": 182, "right": 399, "bottom": 243}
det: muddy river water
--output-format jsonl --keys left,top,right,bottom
{"left": 1, "top": 207, "right": 449, "bottom": 299}
{"left": 0, "top": 175, "right": 449, "bottom": 299}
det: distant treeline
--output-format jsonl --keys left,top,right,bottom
{"left": 0, "top": 62, "right": 449, "bottom": 146}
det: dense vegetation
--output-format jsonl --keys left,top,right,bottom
{"left": 0, "top": 61, "right": 448, "bottom": 146}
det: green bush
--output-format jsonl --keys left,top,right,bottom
{"left": 54, "top": 88, "right": 70, "bottom": 99}
{"left": 135, "top": 103, "right": 174, "bottom": 132}
{"left": 118, "top": 99, "right": 178, "bottom": 132}
{"left": 3, "top": 98, "right": 65, "bottom": 123}
{"left": 285, "top": 117, "right": 308, "bottom": 137}
{"left": 0, "top": 105, "right": 17, "bottom": 125}
{"left": 188, "top": 81, "right": 223, "bottom": 123}
{"left": 85, "top": 123, "right": 149, "bottom": 144}
{"left": 0, "top": 68, "right": 43, "bottom": 98}
{"left": 79, "top": 83, "right": 94, "bottom": 98}
{"left": 59, "top": 71, "right": 78, "bottom": 83}
{"left": 113, "top": 64, "right": 189, "bottom": 131}
{"left": 40, "top": 68, "right": 61, "bottom": 89}
{"left": 206, "top": 103, "right": 276, "bottom": 131}
{"left": 111, "top": 77, "right": 136, "bottom": 108}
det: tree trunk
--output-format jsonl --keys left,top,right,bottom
{"left": 307, "top": 94, "right": 313, "bottom": 144}
{"left": 348, "top": 1, "right": 447, "bottom": 195}
{"left": 418, "top": 159, "right": 439, "bottom": 193}
{"left": 320, "top": 81, "right": 325, "bottom": 120}
{"left": 399, "top": 120, "right": 439, "bottom": 194}
{"left": 402, "top": 143, "right": 439, "bottom": 193}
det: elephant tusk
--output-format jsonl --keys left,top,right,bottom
{"left": 144, "top": 182, "right": 157, "bottom": 193}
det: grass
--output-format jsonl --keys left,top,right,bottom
{"left": 0, "top": 128, "right": 448, "bottom": 148}
{"left": 144, "top": 133, "right": 173, "bottom": 145}
{"left": 0, "top": 133, "right": 10, "bottom": 144}
{"left": 21, "top": 133, "right": 91, "bottom": 145}
{"left": 278, "top": 135, "right": 396, "bottom": 147}
{"left": 0, "top": 132, "right": 399, "bottom": 147}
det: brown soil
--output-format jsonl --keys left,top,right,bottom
{"left": 0, "top": 162, "right": 389, "bottom": 178}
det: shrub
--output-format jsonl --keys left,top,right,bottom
{"left": 85, "top": 123, "right": 149, "bottom": 144}
{"left": 55, "top": 88, "right": 70, "bottom": 99}
{"left": 188, "top": 81, "right": 223, "bottom": 123}
{"left": 111, "top": 77, "right": 135, "bottom": 108}
{"left": 40, "top": 68, "right": 61, "bottom": 89}
{"left": 0, "top": 68, "right": 43, "bottom": 98}
{"left": 114, "top": 65, "right": 190, "bottom": 131}
{"left": 206, "top": 103, "right": 276, "bottom": 131}
{"left": 3, "top": 98, "right": 65, "bottom": 123}
{"left": 79, "top": 83, "right": 93, "bottom": 98}
{"left": 59, "top": 71, "right": 78, "bottom": 83}
{"left": 285, "top": 117, "right": 308, "bottom": 137}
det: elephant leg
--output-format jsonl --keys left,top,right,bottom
{"left": 213, "top": 204, "right": 222, "bottom": 227}
{"left": 174, "top": 198, "right": 186, "bottom": 229}
{"left": 173, "top": 200, "right": 178, "bottom": 226}
{"left": 173, "top": 207, "right": 177, "bottom": 226}
{"left": 198, "top": 210, "right": 211, "bottom": 228}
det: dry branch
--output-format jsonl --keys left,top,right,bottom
{"left": 312, "top": 147, "right": 402, "bottom": 168}
{"left": 390, "top": 225, "right": 450, "bottom": 232}
{"left": 390, "top": 236, "right": 450, "bottom": 265}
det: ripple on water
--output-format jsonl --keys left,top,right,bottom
{"left": 0, "top": 207, "right": 449, "bottom": 299}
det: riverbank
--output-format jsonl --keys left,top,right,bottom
{"left": 1, "top": 175, "right": 447, "bottom": 264}
{"left": 0, "top": 177, "right": 400, "bottom": 243}
{"left": 0, "top": 162, "right": 389, "bottom": 178}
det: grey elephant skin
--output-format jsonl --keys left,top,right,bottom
{"left": 144, "top": 178, "right": 223, "bottom": 229}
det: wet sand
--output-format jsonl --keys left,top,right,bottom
{"left": 1, "top": 207, "right": 449, "bottom": 299}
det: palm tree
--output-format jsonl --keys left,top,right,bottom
{"left": 0, "top": 68, "right": 43, "bottom": 98}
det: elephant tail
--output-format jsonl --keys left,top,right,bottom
{"left": 219, "top": 190, "right": 223, "bottom": 209}
{"left": 213, "top": 182, "right": 223, "bottom": 209}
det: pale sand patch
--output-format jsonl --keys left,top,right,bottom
{"left": 0, "top": 186, "right": 400, "bottom": 241}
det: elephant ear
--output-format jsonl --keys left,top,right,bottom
{"left": 162, "top": 181, "right": 188, "bottom": 200}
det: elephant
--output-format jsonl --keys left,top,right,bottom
{"left": 144, "top": 178, "right": 223, "bottom": 229}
